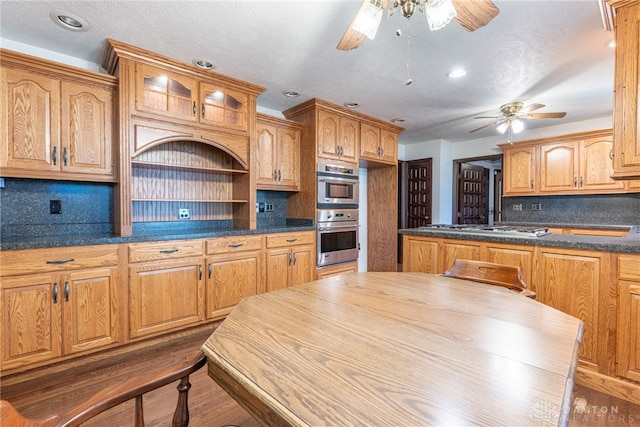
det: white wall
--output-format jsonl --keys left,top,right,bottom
{"left": 1, "top": 38, "right": 103, "bottom": 71}
{"left": 398, "top": 116, "right": 613, "bottom": 224}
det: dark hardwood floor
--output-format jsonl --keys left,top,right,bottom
{"left": 82, "top": 367, "right": 640, "bottom": 426}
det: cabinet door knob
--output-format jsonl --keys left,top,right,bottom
{"left": 53, "top": 282, "right": 58, "bottom": 304}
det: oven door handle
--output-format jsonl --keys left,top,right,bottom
{"left": 318, "top": 225, "right": 359, "bottom": 232}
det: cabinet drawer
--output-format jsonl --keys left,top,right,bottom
{"left": 206, "top": 235, "right": 263, "bottom": 255}
{"left": 0, "top": 245, "right": 119, "bottom": 277}
{"left": 619, "top": 255, "right": 640, "bottom": 281}
{"left": 266, "top": 232, "right": 315, "bottom": 249}
{"left": 128, "top": 240, "right": 203, "bottom": 263}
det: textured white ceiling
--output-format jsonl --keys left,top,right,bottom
{"left": 0, "top": 0, "right": 615, "bottom": 144}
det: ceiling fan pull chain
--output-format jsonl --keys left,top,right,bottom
{"left": 405, "top": 19, "right": 413, "bottom": 85}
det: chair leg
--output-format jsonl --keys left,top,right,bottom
{"left": 134, "top": 395, "right": 145, "bottom": 427}
{"left": 172, "top": 375, "right": 192, "bottom": 427}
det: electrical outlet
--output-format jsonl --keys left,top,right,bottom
{"left": 256, "top": 203, "right": 259, "bottom": 213}
{"left": 531, "top": 203, "right": 542, "bottom": 211}
{"left": 265, "top": 203, "right": 273, "bottom": 212}
{"left": 512, "top": 203, "right": 522, "bottom": 212}
{"left": 179, "top": 208, "right": 190, "bottom": 219}
{"left": 50, "top": 200, "right": 62, "bottom": 214}
{"left": 258, "top": 202, "right": 265, "bottom": 213}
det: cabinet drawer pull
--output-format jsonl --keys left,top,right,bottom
{"left": 63, "top": 147, "right": 68, "bottom": 167}
{"left": 609, "top": 149, "right": 613, "bottom": 160}
{"left": 293, "top": 253, "right": 297, "bottom": 265}
{"left": 288, "top": 253, "right": 292, "bottom": 266}
{"left": 580, "top": 176, "right": 583, "bottom": 187}
{"left": 64, "top": 281, "right": 70, "bottom": 302}
{"left": 52, "top": 146, "right": 57, "bottom": 166}
{"left": 159, "top": 249, "right": 179, "bottom": 254}
{"left": 228, "top": 243, "right": 244, "bottom": 248}
{"left": 278, "top": 170, "right": 282, "bottom": 181}
{"left": 199, "top": 265, "right": 203, "bottom": 280}
{"left": 46, "top": 258, "right": 75, "bottom": 264}
{"left": 193, "top": 101, "right": 197, "bottom": 116}
{"left": 574, "top": 177, "right": 577, "bottom": 187}
{"left": 202, "top": 103, "right": 205, "bottom": 119}
{"left": 286, "top": 238, "right": 297, "bottom": 243}
{"left": 531, "top": 180, "right": 534, "bottom": 189}
{"left": 53, "top": 282, "right": 58, "bottom": 304}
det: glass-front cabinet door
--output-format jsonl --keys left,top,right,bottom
{"left": 135, "top": 63, "right": 198, "bottom": 122}
{"left": 200, "top": 83, "right": 248, "bottom": 132}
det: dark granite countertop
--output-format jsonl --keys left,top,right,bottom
{"left": 0, "top": 224, "right": 316, "bottom": 251}
{"left": 400, "top": 225, "right": 640, "bottom": 254}
{"left": 497, "top": 222, "right": 633, "bottom": 230}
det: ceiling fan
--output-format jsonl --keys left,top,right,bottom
{"left": 337, "top": 0, "right": 500, "bottom": 51}
{"left": 469, "top": 102, "right": 567, "bottom": 138}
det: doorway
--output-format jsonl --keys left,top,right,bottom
{"left": 398, "top": 158, "right": 433, "bottom": 264}
{"left": 453, "top": 155, "right": 502, "bottom": 225}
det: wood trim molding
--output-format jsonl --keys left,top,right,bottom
{"left": 497, "top": 128, "right": 613, "bottom": 149}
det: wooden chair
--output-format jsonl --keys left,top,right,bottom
{"left": 1, "top": 350, "right": 206, "bottom": 427}
{"left": 443, "top": 259, "right": 537, "bottom": 299}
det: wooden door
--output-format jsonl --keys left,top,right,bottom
{"left": 60, "top": 81, "right": 114, "bottom": 178}
{"left": 502, "top": 145, "right": 536, "bottom": 195}
{"left": 458, "top": 163, "right": 488, "bottom": 224}
{"left": 539, "top": 141, "right": 579, "bottom": 192}
{"left": 128, "top": 259, "right": 204, "bottom": 339}
{"left": 276, "top": 126, "right": 300, "bottom": 190}
{"left": 0, "top": 274, "right": 62, "bottom": 370}
{"left": 360, "top": 122, "right": 381, "bottom": 161}
{"left": 1, "top": 68, "right": 60, "bottom": 173}
{"left": 338, "top": 116, "right": 359, "bottom": 163}
{"left": 317, "top": 110, "right": 340, "bottom": 161}
{"left": 62, "top": 267, "right": 118, "bottom": 355}
{"left": 266, "top": 247, "right": 291, "bottom": 292}
{"left": 617, "top": 281, "right": 640, "bottom": 382}
{"left": 256, "top": 122, "right": 277, "bottom": 186}
{"left": 206, "top": 251, "right": 261, "bottom": 319}
{"left": 406, "top": 159, "right": 432, "bottom": 228}
{"left": 579, "top": 136, "right": 625, "bottom": 191}
{"left": 135, "top": 63, "right": 198, "bottom": 122}
{"left": 289, "top": 245, "right": 314, "bottom": 287}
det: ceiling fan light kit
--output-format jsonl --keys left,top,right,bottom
{"left": 425, "top": 0, "right": 457, "bottom": 31}
{"left": 353, "top": 0, "right": 385, "bottom": 40}
{"left": 470, "top": 102, "right": 567, "bottom": 138}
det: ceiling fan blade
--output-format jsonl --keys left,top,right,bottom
{"left": 521, "top": 103, "right": 545, "bottom": 113}
{"left": 469, "top": 119, "right": 505, "bottom": 133}
{"left": 451, "top": 0, "right": 499, "bottom": 32}
{"left": 522, "top": 112, "right": 567, "bottom": 119}
{"left": 337, "top": 0, "right": 389, "bottom": 51}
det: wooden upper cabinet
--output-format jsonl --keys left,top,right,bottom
{"left": 360, "top": 122, "right": 381, "bottom": 161}
{"left": 256, "top": 114, "right": 301, "bottom": 191}
{"left": 580, "top": 136, "right": 625, "bottom": 191}
{"left": 380, "top": 129, "right": 398, "bottom": 164}
{"left": 502, "top": 145, "right": 537, "bottom": 195}
{"left": 316, "top": 110, "right": 359, "bottom": 163}
{"left": 1, "top": 68, "right": 60, "bottom": 173}
{"left": 0, "top": 50, "right": 116, "bottom": 181}
{"left": 611, "top": 2, "right": 640, "bottom": 179}
{"left": 134, "top": 64, "right": 248, "bottom": 132}
{"left": 539, "top": 141, "right": 579, "bottom": 192}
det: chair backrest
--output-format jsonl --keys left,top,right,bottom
{"left": 443, "top": 259, "right": 536, "bottom": 299}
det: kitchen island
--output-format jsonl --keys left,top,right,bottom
{"left": 202, "top": 272, "right": 583, "bottom": 427}
{"left": 399, "top": 225, "right": 640, "bottom": 406}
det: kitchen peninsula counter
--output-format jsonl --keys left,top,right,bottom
{"left": 0, "top": 223, "right": 315, "bottom": 251}
{"left": 400, "top": 225, "right": 640, "bottom": 253}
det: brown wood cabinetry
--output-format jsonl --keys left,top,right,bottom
{"left": 360, "top": 123, "right": 397, "bottom": 165}
{"left": 317, "top": 109, "right": 358, "bottom": 163}
{"left": 1, "top": 50, "right": 116, "bottom": 181}
{"left": 265, "top": 232, "right": 315, "bottom": 292}
{"left": 609, "top": 2, "right": 640, "bottom": 179}
{"left": 402, "top": 235, "right": 441, "bottom": 273}
{"left": 127, "top": 240, "right": 204, "bottom": 339}
{"left": 103, "top": 39, "right": 265, "bottom": 236}
{"left": 0, "top": 246, "right": 119, "bottom": 371}
{"left": 616, "top": 254, "right": 640, "bottom": 382}
{"left": 205, "top": 235, "right": 264, "bottom": 320}
{"left": 481, "top": 242, "right": 535, "bottom": 288}
{"left": 256, "top": 114, "right": 301, "bottom": 191}
{"left": 501, "top": 129, "right": 635, "bottom": 196}
{"left": 316, "top": 261, "right": 358, "bottom": 279}
{"left": 441, "top": 239, "right": 481, "bottom": 272}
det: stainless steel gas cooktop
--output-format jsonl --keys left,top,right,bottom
{"left": 418, "top": 224, "right": 551, "bottom": 238}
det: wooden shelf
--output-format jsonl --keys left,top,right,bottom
{"left": 131, "top": 160, "right": 247, "bottom": 174}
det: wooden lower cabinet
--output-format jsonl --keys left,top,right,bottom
{"left": 482, "top": 243, "right": 535, "bottom": 290}
{"left": 316, "top": 262, "right": 358, "bottom": 280}
{"left": 0, "top": 246, "right": 119, "bottom": 372}
{"left": 265, "top": 232, "right": 315, "bottom": 292}
{"left": 205, "top": 235, "right": 264, "bottom": 320}
{"left": 441, "top": 240, "right": 481, "bottom": 272}
{"left": 402, "top": 235, "right": 440, "bottom": 274}
{"left": 617, "top": 254, "right": 640, "bottom": 383}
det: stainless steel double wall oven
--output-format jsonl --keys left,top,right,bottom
{"left": 316, "top": 162, "right": 360, "bottom": 268}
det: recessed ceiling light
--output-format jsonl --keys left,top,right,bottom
{"left": 344, "top": 102, "right": 359, "bottom": 109}
{"left": 391, "top": 118, "right": 405, "bottom": 124}
{"left": 49, "top": 11, "right": 89, "bottom": 31}
{"left": 446, "top": 69, "right": 466, "bottom": 78}
{"left": 283, "top": 91, "right": 300, "bottom": 98}
{"left": 193, "top": 59, "right": 216, "bottom": 70}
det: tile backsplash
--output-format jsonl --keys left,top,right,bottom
{"left": 502, "top": 193, "right": 640, "bottom": 225}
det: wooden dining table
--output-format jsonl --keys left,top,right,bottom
{"left": 201, "top": 272, "right": 584, "bottom": 426}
